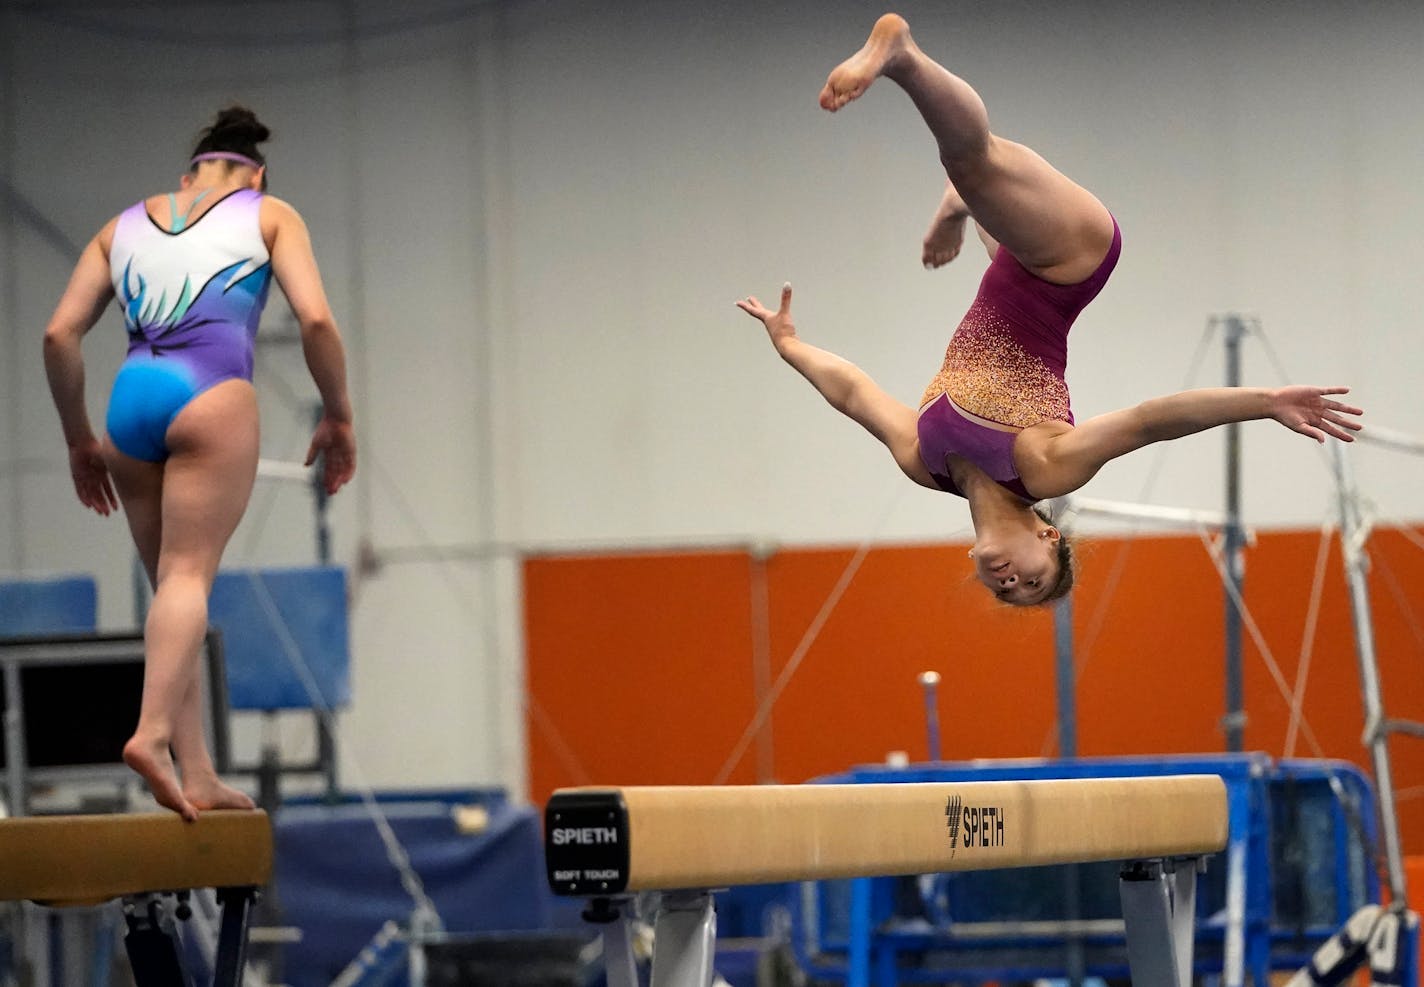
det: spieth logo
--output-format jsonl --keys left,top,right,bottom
{"left": 945, "top": 794, "right": 1005, "bottom": 857}
{"left": 550, "top": 826, "right": 619, "bottom": 846}
{"left": 944, "top": 794, "right": 964, "bottom": 858}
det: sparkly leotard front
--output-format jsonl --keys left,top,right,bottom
{"left": 916, "top": 219, "right": 1122, "bottom": 499}
{"left": 105, "top": 188, "right": 272, "bottom": 461}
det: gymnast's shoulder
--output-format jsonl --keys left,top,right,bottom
{"left": 1013, "top": 417, "right": 1097, "bottom": 500}
{"left": 258, "top": 194, "right": 305, "bottom": 222}
{"left": 258, "top": 195, "right": 318, "bottom": 245}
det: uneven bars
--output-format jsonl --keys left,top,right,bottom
{"left": 1356, "top": 424, "right": 1424, "bottom": 457}
{"left": 1053, "top": 495, "right": 1232, "bottom": 531}
{"left": 256, "top": 458, "right": 313, "bottom": 484}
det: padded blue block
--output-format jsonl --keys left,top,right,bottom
{"left": 208, "top": 567, "right": 350, "bottom": 710}
{"left": 0, "top": 576, "right": 97, "bottom": 634}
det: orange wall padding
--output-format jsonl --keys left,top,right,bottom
{"left": 523, "top": 527, "right": 1424, "bottom": 852}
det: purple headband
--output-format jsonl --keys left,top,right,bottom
{"left": 190, "top": 151, "right": 263, "bottom": 169}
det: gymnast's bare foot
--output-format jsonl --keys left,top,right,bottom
{"left": 183, "top": 772, "right": 256, "bottom": 812}
{"left": 923, "top": 182, "right": 970, "bottom": 268}
{"left": 124, "top": 734, "right": 198, "bottom": 821}
{"left": 819, "top": 13, "right": 916, "bottom": 111}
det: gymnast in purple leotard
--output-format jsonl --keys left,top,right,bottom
{"left": 915, "top": 217, "right": 1121, "bottom": 503}
{"left": 42, "top": 106, "right": 357, "bottom": 817}
{"left": 738, "top": 14, "right": 1363, "bottom": 607}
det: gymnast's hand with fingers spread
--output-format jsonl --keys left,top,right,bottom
{"left": 1268, "top": 385, "right": 1364, "bottom": 443}
{"left": 736, "top": 282, "right": 799, "bottom": 354}
{"left": 306, "top": 415, "right": 356, "bottom": 496}
{"left": 735, "top": 282, "right": 935, "bottom": 495}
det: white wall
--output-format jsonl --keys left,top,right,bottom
{"left": 2, "top": 0, "right": 1422, "bottom": 798}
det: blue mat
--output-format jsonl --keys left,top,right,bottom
{"left": 0, "top": 575, "right": 96, "bottom": 634}
{"left": 208, "top": 567, "right": 350, "bottom": 710}
{"left": 272, "top": 791, "right": 555, "bottom": 987}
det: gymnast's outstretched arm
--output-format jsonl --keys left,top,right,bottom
{"left": 1018, "top": 385, "right": 1364, "bottom": 497}
{"left": 737, "top": 284, "right": 938, "bottom": 489}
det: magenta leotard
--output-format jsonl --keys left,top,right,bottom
{"left": 916, "top": 219, "right": 1121, "bottom": 500}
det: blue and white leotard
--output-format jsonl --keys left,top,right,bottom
{"left": 105, "top": 188, "right": 272, "bottom": 461}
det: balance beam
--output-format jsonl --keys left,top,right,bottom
{"left": 545, "top": 775, "right": 1227, "bottom": 895}
{"left": 547, "top": 775, "right": 1228, "bottom": 987}
{"left": 0, "top": 809, "right": 272, "bottom": 906}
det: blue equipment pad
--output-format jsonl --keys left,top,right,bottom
{"left": 208, "top": 567, "right": 350, "bottom": 710}
{"left": 0, "top": 575, "right": 97, "bottom": 634}
{"left": 273, "top": 791, "right": 553, "bottom": 987}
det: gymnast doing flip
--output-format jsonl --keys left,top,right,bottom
{"left": 738, "top": 13, "right": 1362, "bottom": 607}
{"left": 43, "top": 106, "right": 356, "bottom": 819}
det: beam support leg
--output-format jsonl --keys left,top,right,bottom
{"left": 1120, "top": 858, "right": 1199, "bottom": 987}
{"left": 122, "top": 895, "right": 187, "bottom": 987}
{"left": 212, "top": 887, "right": 258, "bottom": 987}
{"left": 649, "top": 891, "right": 716, "bottom": 987}
{"left": 600, "top": 902, "right": 639, "bottom": 987}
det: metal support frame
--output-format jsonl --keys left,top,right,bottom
{"left": 1119, "top": 858, "right": 1201, "bottom": 987}
{"left": 3, "top": 657, "right": 23, "bottom": 817}
{"left": 593, "top": 893, "right": 719, "bottom": 987}
{"left": 1052, "top": 495, "right": 1233, "bottom": 530}
{"left": 1052, "top": 596, "right": 1077, "bottom": 760}
{"left": 1042, "top": 313, "right": 1248, "bottom": 984}
{"left": 122, "top": 895, "right": 187, "bottom": 987}
{"left": 1044, "top": 316, "right": 1415, "bottom": 983}
{"left": 1221, "top": 314, "right": 1248, "bottom": 753}
{"left": 1051, "top": 599, "right": 1085, "bottom": 987}
{"left": 648, "top": 891, "right": 717, "bottom": 987}
{"left": 594, "top": 856, "right": 1210, "bottom": 987}
{"left": 120, "top": 887, "right": 258, "bottom": 987}
{"left": 1049, "top": 315, "right": 1250, "bottom": 764}
{"left": 212, "top": 888, "right": 257, "bottom": 987}
{"left": 1331, "top": 443, "right": 1410, "bottom": 904}
{"left": 918, "top": 671, "right": 942, "bottom": 762}
{"left": 598, "top": 905, "right": 640, "bottom": 987}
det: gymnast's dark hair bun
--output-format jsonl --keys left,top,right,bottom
{"left": 191, "top": 104, "right": 270, "bottom": 165}
{"left": 210, "top": 106, "right": 270, "bottom": 144}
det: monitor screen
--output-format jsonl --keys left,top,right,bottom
{"left": 0, "top": 662, "right": 144, "bottom": 768}
{"left": 0, "top": 631, "right": 230, "bottom": 783}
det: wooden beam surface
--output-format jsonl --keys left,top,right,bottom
{"left": 546, "top": 775, "right": 1227, "bottom": 895}
{"left": 0, "top": 810, "right": 272, "bottom": 906}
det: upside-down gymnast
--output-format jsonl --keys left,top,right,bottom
{"left": 737, "top": 13, "right": 1362, "bottom": 607}
{"left": 42, "top": 106, "right": 356, "bottom": 818}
